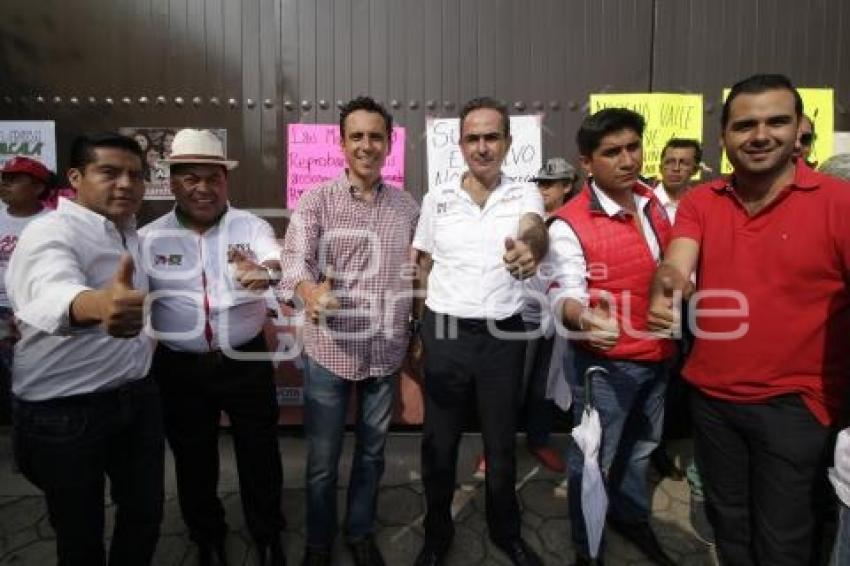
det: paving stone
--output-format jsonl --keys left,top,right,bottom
{"left": 0, "top": 498, "right": 46, "bottom": 537}
{"left": 282, "top": 530, "right": 304, "bottom": 564}
{"left": 34, "top": 514, "right": 53, "bottom": 540}
{"left": 159, "top": 497, "right": 187, "bottom": 536}
{"left": 0, "top": 432, "right": 714, "bottom": 565}
{"left": 444, "top": 524, "right": 486, "bottom": 565}
{"left": 281, "top": 488, "right": 306, "bottom": 532}
{"left": 661, "top": 476, "right": 692, "bottom": 504}
{"left": 150, "top": 534, "right": 188, "bottom": 566}
{"left": 520, "top": 480, "right": 567, "bottom": 519}
{"left": 0, "top": 538, "right": 56, "bottom": 565}
{"left": 652, "top": 484, "right": 672, "bottom": 512}
{"left": 0, "top": 526, "right": 39, "bottom": 555}
{"left": 221, "top": 492, "right": 247, "bottom": 532}
{"left": 376, "top": 524, "right": 423, "bottom": 565}
{"left": 537, "top": 517, "right": 572, "bottom": 558}
{"left": 376, "top": 486, "right": 422, "bottom": 525}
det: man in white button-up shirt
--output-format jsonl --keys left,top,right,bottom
{"left": 140, "top": 129, "right": 285, "bottom": 565}
{"left": 412, "top": 97, "right": 548, "bottom": 566}
{"left": 7, "top": 132, "right": 163, "bottom": 566}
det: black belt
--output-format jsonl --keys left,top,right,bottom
{"left": 156, "top": 332, "right": 267, "bottom": 367}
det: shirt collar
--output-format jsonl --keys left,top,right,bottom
{"left": 58, "top": 197, "right": 137, "bottom": 232}
{"left": 341, "top": 170, "right": 385, "bottom": 201}
{"left": 653, "top": 183, "right": 673, "bottom": 206}
{"left": 172, "top": 204, "right": 230, "bottom": 231}
{"left": 589, "top": 179, "right": 653, "bottom": 218}
{"left": 711, "top": 160, "right": 821, "bottom": 194}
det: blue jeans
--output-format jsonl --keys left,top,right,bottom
{"left": 13, "top": 377, "right": 164, "bottom": 566}
{"left": 303, "top": 357, "right": 396, "bottom": 548}
{"left": 565, "top": 348, "right": 668, "bottom": 556}
{"left": 832, "top": 504, "right": 850, "bottom": 566}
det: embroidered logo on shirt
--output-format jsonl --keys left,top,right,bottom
{"left": 154, "top": 254, "right": 183, "bottom": 266}
{"left": 227, "top": 243, "right": 257, "bottom": 260}
{"left": 437, "top": 202, "right": 448, "bottom": 214}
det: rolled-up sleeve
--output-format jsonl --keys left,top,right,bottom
{"left": 252, "top": 218, "right": 283, "bottom": 264}
{"left": 6, "top": 223, "right": 91, "bottom": 335}
{"left": 545, "top": 219, "right": 589, "bottom": 307}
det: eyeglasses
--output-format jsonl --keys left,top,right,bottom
{"left": 799, "top": 133, "right": 815, "bottom": 146}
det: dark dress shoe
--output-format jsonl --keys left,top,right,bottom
{"left": 198, "top": 540, "right": 228, "bottom": 566}
{"left": 301, "top": 546, "right": 331, "bottom": 566}
{"left": 413, "top": 545, "right": 449, "bottom": 566}
{"left": 607, "top": 518, "right": 676, "bottom": 566}
{"left": 346, "top": 536, "right": 385, "bottom": 566}
{"left": 254, "top": 537, "right": 286, "bottom": 566}
{"left": 493, "top": 539, "right": 543, "bottom": 566}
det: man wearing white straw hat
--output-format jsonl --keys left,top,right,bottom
{"left": 141, "top": 129, "right": 285, "bottom": 566}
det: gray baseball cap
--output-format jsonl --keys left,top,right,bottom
{"left": 532, "top": 157, "right": 576, "bottom": 182}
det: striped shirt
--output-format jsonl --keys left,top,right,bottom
{"left": 279, "top": 173, "right": 419, "bottom": 380}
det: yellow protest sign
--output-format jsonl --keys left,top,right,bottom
{"left": 589, "top": 93, "right": 703, "bottom": 178}
{"left": 720, "top": 88, "right": 833, "bottom": 174}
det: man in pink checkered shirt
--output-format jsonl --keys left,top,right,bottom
{"left": 279, "top": 96, "right": 419, "bottom": 566}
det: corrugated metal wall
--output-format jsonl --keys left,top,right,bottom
{"left": 1, "top": 0, "right": 849, "bottom": 220}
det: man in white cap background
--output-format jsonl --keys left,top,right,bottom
{"left": 0, "top": 156, "right": 53, "bottom": 422}
{"left": 141, "top": 129, "right": 285, "bottom": 566}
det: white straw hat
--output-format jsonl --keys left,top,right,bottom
{"left": 160, "top": 129, "right": 239, "bottom": 170}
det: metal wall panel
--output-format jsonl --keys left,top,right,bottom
{"left": 2, "top": 0, "right": 847, "bottom": 212}
{"left": 653, "top": 0, "right": 850, "bottom": 170}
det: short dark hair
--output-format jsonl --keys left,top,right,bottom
{"left": 339, "top": 96, "right": 393, "bottom": 140}
{"left": 722, "top": 74, "right": 803, "bottom": 129}
{"left": 460, "top": 97, "right": 510, "bottom": 138}
{"left": 660, "top": 138, "right": 703, "bottom": 165}
{"left": 576, "top": 108, "right": 645, "bottom": 157}
{"left": 69, "top": 132, "right": 144, "bottom": 170}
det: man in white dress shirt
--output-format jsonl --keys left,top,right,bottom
{"left": 412, "top": 97, "right": 548, "bottom": 566}
{"left": 7, "top": 132, "right": 163, "bottom": 566}
{"left": 141, "top": 129, "right": 285, "bottom": 566}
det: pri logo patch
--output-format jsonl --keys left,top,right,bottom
{"left": 154, "top": 254, "right": 183, "bottom": 266}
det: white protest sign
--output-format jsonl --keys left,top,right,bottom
{"left": 0, "top": 121, "right": 57, "bottom": 171}
{"left": 426, "top": 114, "right": 542, "bottom": 190}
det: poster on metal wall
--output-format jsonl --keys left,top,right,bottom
{"left": 425, "top": 114, "right": 543, "bottom": 191}
{"left": 0, "top": 121, "right": 57, "bottom": 172}
{"left": 286, "top": 123, "right": 406, "bottom": 209}
{"left": 589, "top": 93, "right": 704, "bottom": 180}
{"left": 119, "top": 127, "right": 228, "bottom": 200}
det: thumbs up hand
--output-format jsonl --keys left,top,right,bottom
{"left": 502, "top": 236, "right": 538, "bottom": 280}
{"left": 301, "top": 265, "right": 340, "bottom": 324}
{"left": 228, "top": 248, "right": 273, "bottom": 291}
{"left": 102, "top": 254, "right": 146, "bottom": 338}
{"left": 648, "top": 275, "right": 682, "bottom": 337}
{"left": 579, "top": 295, "right": 620, "bottom": 351}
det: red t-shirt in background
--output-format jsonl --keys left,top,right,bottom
{"left": 672, "top": 162, "right": 850, "bottom": 426}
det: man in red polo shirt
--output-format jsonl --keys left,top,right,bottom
{"left": 649, "top": 74, "right": 850, "bottom": 566}
{"left": 555, "top": 108, "right": 676, "bottom": 566}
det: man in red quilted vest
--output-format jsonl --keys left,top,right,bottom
{"left": 553, "top": 108, "right": 676, "bottom": 566}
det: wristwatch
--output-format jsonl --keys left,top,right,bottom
{"left": 409, "top": 317, "right": 422, "bottom": 336}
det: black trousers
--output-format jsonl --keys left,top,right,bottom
{"left": 691, "top": 389, "right": 832, "bottom": 566}
{"left": 151, "top": 334, "right": 284, "bottom": 546}
{"left": 420, "top": 308, "right": 527, "bottom": 547}
{"left": 13, "top": 377, "right": 164, "bottom": 566}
